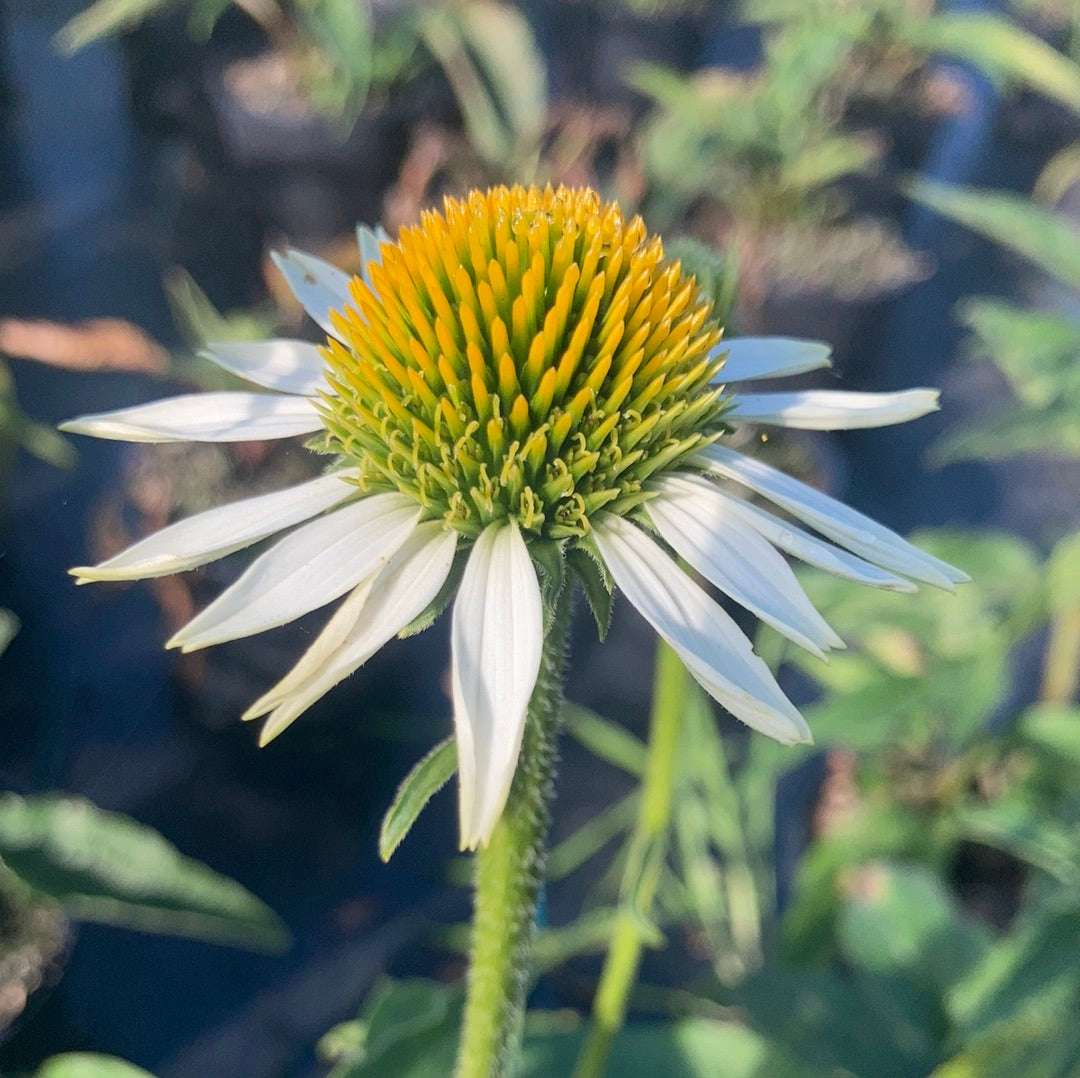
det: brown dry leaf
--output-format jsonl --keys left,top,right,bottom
{"left": 0, "top": 317, "right": 169, "bottom": 374}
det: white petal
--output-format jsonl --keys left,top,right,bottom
{"left": 168, "top": 493, "right": 420, "bottom": 652}
{"left": 271, "top": 249, "right": 352, "bottom": 339}
{"left": 59, "top": 392, "right": 323, "bottom": 444}
{"left": 357, "top": 224, "right": 390, "bottom": 289}
{"left": 594, "top": 515, "right": 811, "bottom": 746}
{"left": 202, "top": 340, "right": 328, "bottom": 396}
{"left": 71, "top": 470, "right": 359, "bottom": 582}
{"left": 252, "top": 522, "right": 458, "bottom": 745}
{"left": 713, "top": 337, "right": 832, "bottom": 383}
{"left": 452, "top": 522, "right": 544, "bottom": 850}
{"left": 697, "top": 446, "right": 970, "bottom": 588}
{"left": 648, "top": 474, "right": 843, "bottom": 658}
{"left": 715, "top": 492, "right": 917, "bottom": 592}
{"left": 728, "top": 389, "right": 940, "bottom": 430}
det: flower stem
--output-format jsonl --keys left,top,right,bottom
{"left": 573, "top": 640, "right": 688, "bottom": 1078}
{"left": 455, "top": 588, "right": 573, "bottom": 1078}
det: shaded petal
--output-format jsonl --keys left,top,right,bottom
{"left": 71, "top": 469, "right": 358, "bottom": 582}
{"left": 452, "top": 521, "right": 544, "bottom": 850}
{"left": 714, "top": 491, "right": 917, "bottom": 593}
{"left": 271, "top": 249, "right": 352, "bottom": 339}
{"left": 59, "top": 392, "right": 322, "bottom": 444}
{"left": 649, "top": 474, "right": 843, "bottom": 658}
{"left": 168, "top": 493, "right": 420, "bottom": 652}
{"left": 697, "top": 446, "right": 970, "bottom": 588}
{"left": 251, "top": 522, "right": 458, "bottom": 745}
{"left": 713, "top": 337, "right": 832, "bottom": 383}
{"left": 729, "top": 389, "right": 940, "bottom": 429}
{"left": 357, "top": 224, "right": 391, "bottom": 290}
{"left": 203, "top": 340, "right": 328, "bottom": 396}
{"left": 594, "top": 515, "right": 811, "bottom": 745}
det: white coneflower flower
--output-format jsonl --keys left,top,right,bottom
{"left": 62, "top": 186, "right": 966, "bottom": 849}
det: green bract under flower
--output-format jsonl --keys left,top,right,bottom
{"left": 314, "top": 185, "right": 728, "bottom": 538}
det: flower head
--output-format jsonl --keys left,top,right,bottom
{"left": 62, "top": 185, "right": 966, "bottom": 848}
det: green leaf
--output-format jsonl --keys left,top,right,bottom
{"left": 547, "top": 792, "right": 638, "bottom": 880}
{"left": 838, "top": 862, "right": 990, "bottom": 994}
{"left": 55, "top": 0, "right": 169, "bottom": 53}
{"left": 379, "top": 738, "right": 457, "bottom": 862}
{"left": 567, "top": 544, "right": 613, "bottom": 641}
{"left": 36, "top": 1056, "right": 153, "bottom": 1078}
{"left": 959, "top": 300, "right": 1080, "bottom": 409}
{"left": 780, "top": 134, "right": 878, "bottom": 193}
{"left": 530, "top": 538, "right": 566, "bottom": 629}
{"left": 0, "top": 608, "right": 19, "bottom": 657}
{"left": 0, "top": 794, "right": 288, "bottom": 951}
{"left": 917, "top": 14, "right": 1080, "bottom": 116}
{"left": 905, "top": 180, "right": 1080, "bottom": 290}
{"left": 1019, "top": 704, "right": 1080, "bottom": 766}
{"left": 564, "top": 704, "right": 647, "bottom": 776}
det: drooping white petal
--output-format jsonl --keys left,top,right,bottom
{"left": 168, "top": 493, "right": 421, "bottom": 652}
{"left": 697, "top": 446, "right": 970, "bottom": 588}
{"left": 728, "top": 389, "right": 940, "bottom": 430}
{"left": 713, "top": 337, "right": 832, "bottom": 383}
{"left": 271, "top": 249, "right": 352, "bottom": 339}
{"left": 59, "top": 392, "right": 323, "bottom": 444}
{"left": 357, "top": 224, "right": 390, "bottom": 290}
{"left": 252, "top": 522, "right": 458, "bottom": 745}
{"left": 71, "top": 470, "right": 359, "bottom": 582}
{"left": 715, "top": 491, "right": 917, "bottom": 593}
{"left": 594, "top": 515, "right": 811, "bottom": 745}
{"left": 648, "top": 474, "right": 843, "bottom": 659}
{"left": 452, "top": 521, "right": 544, "bottom": 850}
{"left": 202, "top": 340, "right": 328, "bottom": 396}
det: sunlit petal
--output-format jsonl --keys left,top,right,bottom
{"left": 729, "top": 389, "right": 940, "bottom": 430}
{"left": 713, "top": 337, "right": 832, "bottom": 382}
{"left": 202, "top": 339, "right": 328, "bottom": 396}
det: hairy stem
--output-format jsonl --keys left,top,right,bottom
{"left": 455, "top": 588, "right": 573, "bottom": 1078}
{"left": 574, "top": 641, "right": 688, "bottom": 1078}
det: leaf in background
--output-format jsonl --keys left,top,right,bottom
{"left": 564, "top": 704, "right": 647, "bottom": 776}
{"left": 35, "top": 1055, "right": 153, "bottom": 1078}
{"left": 379, "top": 737, "right": 457, "bottom": 862}
{"left": 959, "top": 300, "right": 1080, "bottom": 408}
{"left": 917, "top": 14, "right": 1080, "bottom": 116}
{"left": 0, "top": 794, "right": 288, "bottom": 951}
{"left": 780, "top": 134, "right": 879, "bottom": 193}
{"left": 838, "top": 862, "right": 990, "bottom": 994}
{"left": 933, "top": 404, "right": 1080, "bottom": 464}
{"left": 547, "top": 792, "right": 637, "bottom": 881}
{"left": 55, "top": 0, "right": 170, "bottom": 53}
{"left": 1046, "top": 530, "right": 1080, "bottom": 612}
{"left": 905, "top": 180, "right": 1080, "bottom": 290}
{"left": 0, "top": 608, "right": 18, "bottom": 656}
{"left": 1020, "top": 704, "right": 1080, "bottom": 766}
{"left": 297, "top": 0, "right": 374, "bottom": 120}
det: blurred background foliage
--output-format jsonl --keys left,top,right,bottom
{"left": 1, "top": 0, "right": 1078, "bottom": 1075}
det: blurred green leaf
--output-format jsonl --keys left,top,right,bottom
{"left": 0, "top": 794, "right": 288, "bottom": 951}
{"left": 917, "top": 14, "right": 1080, "bottom": 116}
{"left": 1020, "top": 704, "right": 1080, "bottom": 766}
{"left": 906, "top": 180, "right": 1080, "bottom": 290}
{"left": 379, "top": 737, "right": 457, "bottom": 862}
{"left": 959, "top": 300, "right": 1080, "bottom": 409}
{"left": 547, "top": 792, "right": 637, "bottom": 881}
{"left": 0, "top": 608, "right": 18, "bottom": 657}
{"left": 564, "top": 705, "right": 647, "bottom": 776}
{"left": 780, "top": 134, "right": 878, "bottom": 192}
{"left": 36, "top": 1056, "right": 153, "bottom": 1078}
{"left": 56, "top": 0, "right": 170, "bottom": 53}
{"left": 838, "top": 862, "right": 990, "bottom": 993}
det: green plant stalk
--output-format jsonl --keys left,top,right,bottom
{"left": 573, "top": 640, "right": 689, "bottom": 1078}
{"left": 455, "top": 587, "right": 573, "bottom": 1078}
{"left": 1042, "top": 605, "right": 1080, "bottom": 705}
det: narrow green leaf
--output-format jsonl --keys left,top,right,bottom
{"left": 564, "top": 704, "right": 647, "bottom": 776}
{"left": 379, "top": 737, "right": 457, "bottom": 862}
{"left": 0, "top": 794, "right": 288, "bottom": 951}
{"left": 905, "top": 179, "right": 1080, "bottom": 290}
{"left": 55, "top": 0, "right": 168, "bottom": 53}
{"left": 547, "top": 792, "right": 638, "bottom": 880}
{"left": 567, "top": 544, "right": 613, "bottom": 641}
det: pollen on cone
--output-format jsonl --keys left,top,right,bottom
{"left": 315, "top": 185, "right": 729, "bottom": 538}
